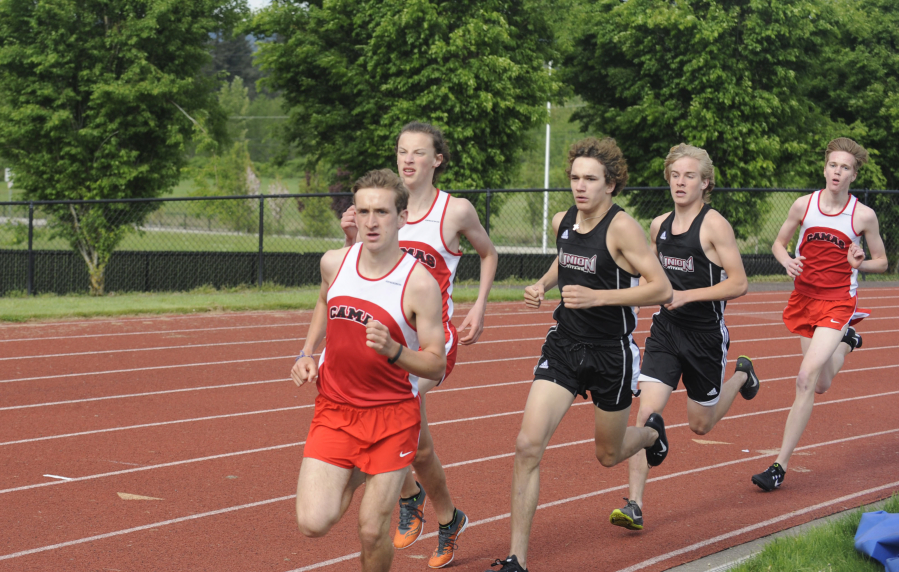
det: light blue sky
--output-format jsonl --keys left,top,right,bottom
{"left": 247, "top": 0, "right": 271, "bottom": 10}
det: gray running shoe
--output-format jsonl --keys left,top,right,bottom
{"left": 609, "top": 498, "right": 643, "bottom": 530}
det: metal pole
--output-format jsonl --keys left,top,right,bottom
{"left": 257, "top": 196, "right": 265, "bottom": 287}
{"left": 542, "top": 63, "right": 552, "bottom": 254}
{"left": 542, "top": 101, "right": 551, "bottom": 254}
{"left": 484, "top": 190, "right": 491, "bottom": 236}
{"left": 27, "top": 202, "right": 34, "bottom": 296}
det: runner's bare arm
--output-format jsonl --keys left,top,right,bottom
{"left": 849, "top": 204, "right": 888, "bottom": 273}
{"left": 366, "top": 264, "right": 446, "bottom": 381}
{"left": 340, "top": 205, "right": 359, "bottom": 247}
{"left": 447, "top": 197, "right": 498, "bottom": 345}
{"left": 524, "top": 211, "right": 565, "bottom": 309}
{"left": 561, "top": 213, "right": 672, "bottom": 309}
{"left": 666, "top": 211, "right": 748, "bottom": 310}
{"left": 772, "top": 195, "right": 810, "bottom": 278}
{"left": 290, "top": 248, "right": 347, "bottom": 387}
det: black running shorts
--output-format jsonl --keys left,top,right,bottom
{"left": 533, "top": 326, "right": 640, "bottom": 412}
{"left": 639, "top": 313, "right": 729, "bottom": 405}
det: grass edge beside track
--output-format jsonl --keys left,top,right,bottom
{"left": 0, "top": 281, "right": 563, "bottom": 322}
{"left": 728, "top": 492, "right": 899, "bottom": 572}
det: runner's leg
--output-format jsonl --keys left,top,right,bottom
{"left": 593, "top": 406, "right": 658, "bottom": 468}
{"left": 775, "top": 326, "right": 844, "bottom": 469}
{"left": 626, "top": 382, "right": 673, "bottom": 508}
{"left": 685, "top": 368, "right": 747, "bottom": 435}
{"left": 510, "top": 379, "right": 576, "bottom": 570}
{"left": 816, "top": 329, "right": 851, "bottom": 394}
{"left": 295, "top": 457, "right": 361, "bottom": 537}
{"left": 359, "top": 468, "right": 408, "bottom": 572}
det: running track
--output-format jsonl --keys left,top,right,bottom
{"left": 1, "top": 290, "right": 898, "bottom": 572}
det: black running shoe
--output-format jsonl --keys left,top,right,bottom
{"left": 736, "top": 355, "right": 760, "bottom": 400}
{"left": 644, "top": 413, "right": 668, "bottom": 467}
{"left": 486, "top": 555, "right": 527, "bottom": 572}
{"left": 751, "top": 463, "right": 785, "bottom": 491}
{"left": 609, "top": 498, "right": 644, "bottom": 530}
{"left": 842, "top": 327, "right": 863, "bottom": 352}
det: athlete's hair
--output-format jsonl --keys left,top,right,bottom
{"left": 565, "top": 137, "right": 629, "bottom": 197}
{"left": 663, "top": 143, "right": 716, "bottom": 203}
{"left": 396, "top": 122, "right": 452, "bottom": 184}
{"left": 825, "top": 137, "right": 869, "bottom": 172}
{"left": 351, "top": 169, "right": 409, "bottom": 213}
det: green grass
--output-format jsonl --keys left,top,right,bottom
{"left": 731, "top": 493, "right": 899, "bottom": 572}
{"left": 0, "top": 278, "right": 559, "bottom": 322}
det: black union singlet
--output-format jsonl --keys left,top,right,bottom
{"left": 656, "top": 204, "right": 727, "bottom": 331}
{"left": 554, "top": 204, "right": 638, "bottom": 341}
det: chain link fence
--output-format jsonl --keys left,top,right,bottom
{"left": 2, "top": 188, "right": 897, "bottom": 295}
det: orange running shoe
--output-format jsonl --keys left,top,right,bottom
{"left": 428, "top": 509, "right": 468, "bottom": 569}
{"left": 393, "top": 483, "right": 426, "bottom": 549}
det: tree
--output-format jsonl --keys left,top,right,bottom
{"left": 0, "top": 0, "right": 239, "bottom": 294}
{"left": 563, "top": 0, "right": 842, "bottom": 238}
{"left": 249, "top": 0, "right": 557, "bottom": 219}
{"left": 807, "top": 0, "right": 899, "bottom": 269}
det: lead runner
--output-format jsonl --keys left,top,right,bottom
{"left": 341, "top": 122, "right": 498, "bottom": 568}
{"left": 290, "top": 169, "right": 446, "bottom": 572}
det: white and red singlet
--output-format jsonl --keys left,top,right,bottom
{"left": 794, "top": 190, "right": 862, "bottom": 301}
{"left": 317, "top": 243, "right": 421, "bottom": 407}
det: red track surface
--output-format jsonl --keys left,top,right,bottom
{"left": 1, "top": 290, "right": 898, "bottom": 572}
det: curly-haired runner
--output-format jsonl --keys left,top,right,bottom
{"left": 486, "top": 138, "right": 673, "bottom": 572}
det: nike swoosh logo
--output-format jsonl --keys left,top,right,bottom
{"left": 658, "top": 440, "right": 667, "bottom": 453}
{"left": 831, "top": 319, "right": 841, "bottom": 324}
{"left": 399, "top": 451, "right": 413, "bottom": 457}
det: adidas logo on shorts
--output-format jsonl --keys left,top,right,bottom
{"left": 707, "top": 387, "right": 718, "bottom": 396}
{"left": 539, "top": 360, "right": 549, "bottom": 369}
{"left": 562, "top": 230, "right": 569, "bottom": 239}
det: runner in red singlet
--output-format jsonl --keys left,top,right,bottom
{"left": 341, "top": 123, "right": 497, "bottom": 568}
{"left": 290, "top": 169, "right": 446, "bottom": 572}
{"left": 751, "top": 138, "right": 888, "bottom": 491}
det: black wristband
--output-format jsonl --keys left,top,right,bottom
{"left": 387, "top": 344, "right": 403, "bottom": 364}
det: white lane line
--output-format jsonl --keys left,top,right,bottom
{"left": 613, "top": 479, "right": 899, "bottom": 572}
{"left": 287, "top": 428, "right": 899, "bottom": 572}
{"left": 5, "top": 383, "right": 896, "bottom": 495}
{"left": 1, "top": 442, "right": 305, "bottom": 495}
{"left": 0, "top": 355, "right": 295, "bottom": 384}
{"left": 7, "top": 344, "right": 899, "bottom": 411}
{"left": 42, "top": 475, "right": 72, "bottom": 481}
{"left": 0, "top": 379, "right": 289, "bottom": 411}
{"left": 7, "top": 323, "right": 898, "bottom": 363}
{"left": 0, "top": 405, "right": 313, "bottom": 447}
{"left": 3, "top": 424, "right": 897, "bottom": 565}
{"left": 0, "top": 495, "right": 296, "bottom": 562}
{"left": 0, "top": 338, "right": 302, "bottom": 361}
{"left": 0, "top": 322, "right": 308, "bottom": 344}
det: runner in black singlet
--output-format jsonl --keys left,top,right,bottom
{"left": 608, "top": 144, "right": 760, "bottom": 532}
{"left": 486, "top": 137, "right": 673, "bottom": 572}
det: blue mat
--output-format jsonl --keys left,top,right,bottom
{"left": 855, "top": 510, "right": 899, "bottom": 572}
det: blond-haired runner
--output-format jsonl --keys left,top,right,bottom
{"left": 341, "top": 122, "right": 498, "bottom": 568}
{"left": 487, "top": 137, "right": 672, "bottom": 572}
{"left": 751, "top": 137, "right": 887, "bottom": 491}
{"left": 609, "top": 144, "right": 760, "bottom": 531}
{"left": 291, "top": 169, "right": 446, "bottom": 572}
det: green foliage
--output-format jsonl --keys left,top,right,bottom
{"left": 250, "top": 0, "right": 558, "bottom": 221}
{"left": 0, "top": 0, "right": 239, "bottom": 294}
{"left": 563, "top": 0, "right": 841, "bottom": 236}
{"left": 298, "top": 172, "right": 338, "bottom": 238}
{"left": 189, "top": 76, "right": 260, "bottom": 234}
